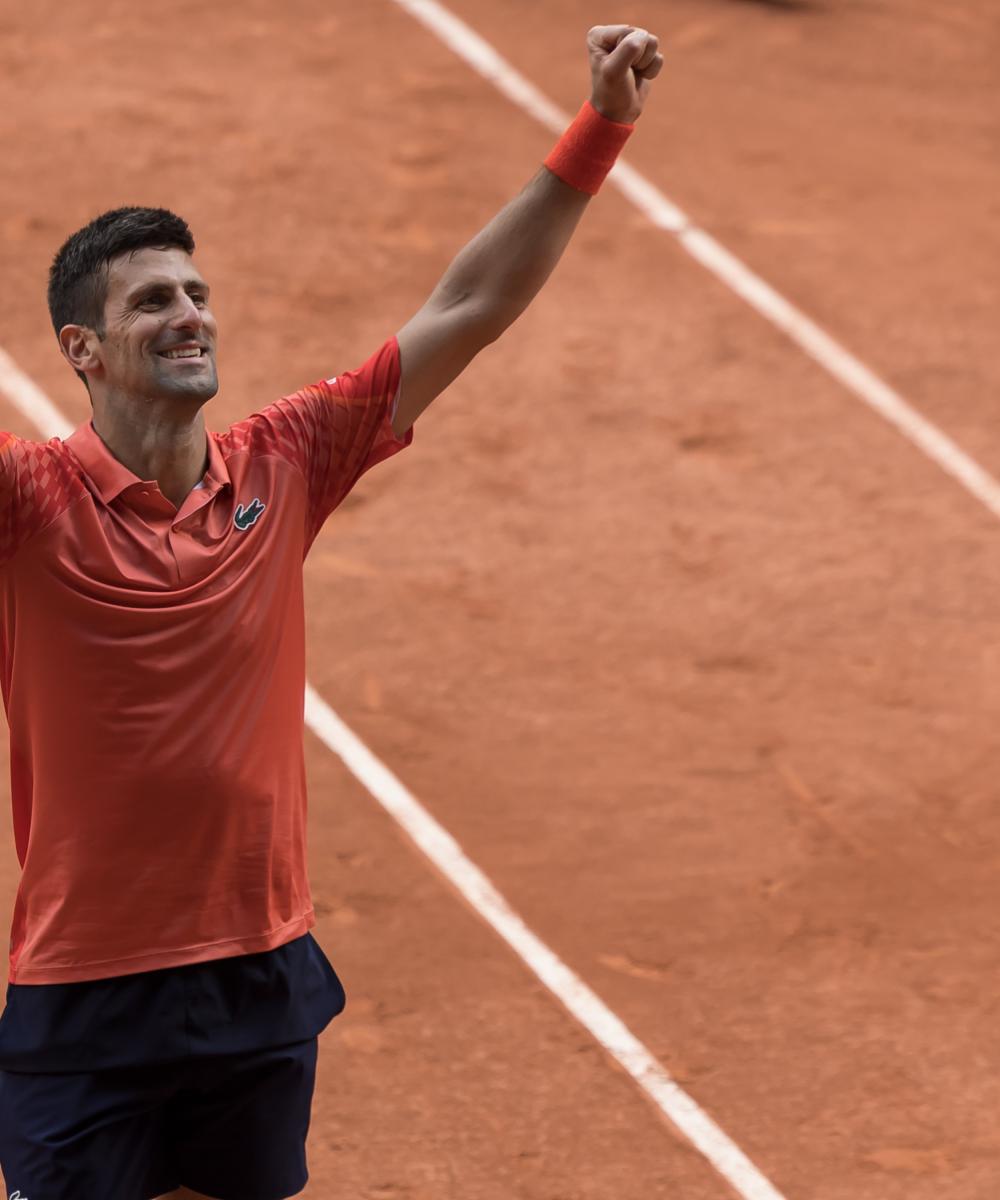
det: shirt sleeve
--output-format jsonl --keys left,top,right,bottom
{"left": 0, "top": 432, "right": 84, "bottom": 569}
{"left": 240, "top": 336, "right": 413, "bottom": 550}
{"left": 0, "top": 432, "right": 19, "bottom": 566}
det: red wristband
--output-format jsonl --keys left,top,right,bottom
{"left": 543, "top": 100, "right": 634, "bottom": 195}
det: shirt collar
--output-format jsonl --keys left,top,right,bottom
{"left": 65, "top": 419, "right": 230, "bottom": 505}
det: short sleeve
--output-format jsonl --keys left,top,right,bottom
{"left": 0, "top": 432, "right": 86, "bottom": 568}
{"left": 0, "top": 432, "right": 19, "bottom": 565}
{"left": 230, "top": 337, "right": 412, "bottom": 550}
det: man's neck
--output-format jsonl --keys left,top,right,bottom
{"left": 91, "top": 401, "right": 209, "bottom": 511}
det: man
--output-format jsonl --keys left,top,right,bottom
{"left": 0, "top": 24, "right": 662, "bottom": 1200}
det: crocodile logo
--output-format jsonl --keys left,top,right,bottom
{"left": 234, "top": 498, "right": 266, "bottom": 531}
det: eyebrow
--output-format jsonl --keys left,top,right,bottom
{"left": 125, "top": 278, "right": 211, "bottom": 302}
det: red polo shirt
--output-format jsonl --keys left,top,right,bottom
{"left": 0, "top": 336, "right": 410, "bottom": 984}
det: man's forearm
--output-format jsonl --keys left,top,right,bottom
{"left": 420, "top": 23, "right": 665, "bottom": 342}
{"left": 426, "top": 167, "right": 591, "bottom": 341}
{"left": 391, "top": 27, "right": 662, "bottom": 435}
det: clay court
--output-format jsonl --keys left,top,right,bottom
{"left": 1, "top": 0, "right": 999, "bottom": 1196}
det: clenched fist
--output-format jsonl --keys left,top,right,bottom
{"left": 588, "top": 25, "right": 663, "bottom": 124}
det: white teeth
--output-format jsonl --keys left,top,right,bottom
{"left": 161, "top": 348, "right": 201, "bottom": 359}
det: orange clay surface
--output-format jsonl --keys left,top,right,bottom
{"left": 2, "top": 0, "right": 999, "bottom": 1197}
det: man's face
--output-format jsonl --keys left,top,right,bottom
{"left": 94, "top": 246, "right": 219, "bottom": 407}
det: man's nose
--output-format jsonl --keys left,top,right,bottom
{"left": 169, "top": 293, "right": 206, "bottom": 330}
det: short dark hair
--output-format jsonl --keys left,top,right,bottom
{"left": 48, "top": 206, "right": 196, "bottom": 388}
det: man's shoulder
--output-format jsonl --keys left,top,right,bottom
{"left": 1, "top": 428, "right": 84, "bottom": 487}
{"left": 213, "top": 381, "right": 339, "bottom": 469}
{"left": 1, "top": 428, "right": 71, "bottom": 457}
{"left": 211, "top": 404, "right": 301, "bottom": 489}
{"left": 0, "top": 432, "right": 89, "bottom": 567}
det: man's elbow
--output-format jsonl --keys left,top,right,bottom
{"left": 464, "top": 293, "right": 523, "bottom": 346}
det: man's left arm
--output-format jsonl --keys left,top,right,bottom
{"left": 392, "top": 24, "right": 663, "bottom": 438}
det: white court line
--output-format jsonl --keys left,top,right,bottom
{"left": 392, "top": 0, "right": 1000, "bottom": 523}
{"left": 0, "top": 347, "right": 73, "bottom": 440}
{"left": 306, "top": 687, "right": 788, "bottom": 1200}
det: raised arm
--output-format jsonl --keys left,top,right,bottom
{"left": 392, "top": 24, "right": 663, "bottom": 437}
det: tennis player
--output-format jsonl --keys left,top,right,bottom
{"left": 0, "top": 24, "right": 662, "bottom": 1200}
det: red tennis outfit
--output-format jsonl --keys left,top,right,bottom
{"left": 0, "top": 336, "right": 411, "bottom": 985}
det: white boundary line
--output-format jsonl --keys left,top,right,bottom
{"left": 305, "top": 685, "right": 789, "bottom": 1200}
{"left": 0, "top": 347, "right": 73, "bottom": 440}
{"left": 0, "top": 345, "right": 787, "bottom": 1200}
{"left": 391, "top": 0, "right": 1000, "bottom": 523}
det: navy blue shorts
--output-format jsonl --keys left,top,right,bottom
{"left": 0, "top": 1036, "right": 318, "bottom": 1200}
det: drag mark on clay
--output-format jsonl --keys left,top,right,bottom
{"left": 598, "top": 952, "right": 672, "bottom": 983}
{"left": 772, "top": 757, "right": 872, "bottom": 859}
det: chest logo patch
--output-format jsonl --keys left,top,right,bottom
{"left": 234, "top": 497, "right": 267, "bottom": 531}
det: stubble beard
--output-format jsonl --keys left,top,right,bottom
{"left": 149, "top": 356, "right": 220, "bottom": 406}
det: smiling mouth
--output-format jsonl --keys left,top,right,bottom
{"left": 157, "top": 348, "right": 208, "bottom": 360}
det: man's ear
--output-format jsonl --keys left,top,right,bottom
{"left": 58, "top": 324, "right": 102, "bottom": 378}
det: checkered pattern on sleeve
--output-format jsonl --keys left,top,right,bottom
{"left": 220, "top": 337, "right": 408, "bottom": 551}
{"left": 0, "top": 432, "right": 89, "bottom": 567}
